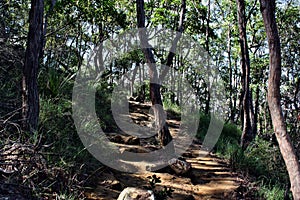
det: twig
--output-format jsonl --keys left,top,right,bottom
{"left": 81, "top": 165, "right": 106, "bottom": 185}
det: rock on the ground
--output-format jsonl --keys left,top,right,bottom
{"left": 119, "top": 146, "right": 150, "bottom": 154}
{"left": 110, "top": 135, "right": 140, "bottom": 145}
{"left": 168, "top": 158, "right": 191, "bottom": 175}
{"left": 110, "top": 135, "right": 124, "bottom": 143}
{"left": 99, "top": 172, "right": 123, "bottom": 191}
{"left": 123, "top": 136, "right": 140, "bottom": 145}
{"left": 117, "top": 187, "right": 154, "bottom": 200}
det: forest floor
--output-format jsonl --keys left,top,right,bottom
{"left": 84, "top": 101, "right": 247, "bottom": 200}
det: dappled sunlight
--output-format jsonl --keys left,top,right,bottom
{"left": 85, "top": 101, "right": 241, "bottom": 199}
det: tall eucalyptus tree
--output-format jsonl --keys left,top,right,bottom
{"left": 236, "top": 0, "right": 255, "bottom": 149}
{"left": 22, "top": 0, "right": 44, "bottom": 132}
{"left": 136, "top": 0, "right": 186, "bottom": 147}
{"left": 260, "top": 0, "right": 300, "bottom": 198}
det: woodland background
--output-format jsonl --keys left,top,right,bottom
{"left": 0, "top": 0, "right": 299, "bottom": 199}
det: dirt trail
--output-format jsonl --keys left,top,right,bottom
{"left": 85, "top": 101, "right": 242, "bottom": 199}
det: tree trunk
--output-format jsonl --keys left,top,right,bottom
{"left": 204, "top": 0, "right": 211, "bottom": 115}
{"left": 136, "top": 0, "right": 186, "bottom": 147}
{"left": 294, "top": 78, "right": 299, "bottom": 134}
{"left": 233, "top": 58, "right": 238, "bottom": 124}
{"left": 227, "top": 19, "right": 234, "bottom": 123}
{"left": 159, "top": 0, "right": 186, "bottom": 81}
{"left": 22, "top": 0, "right": 44, "bottom": 132}
{"left": 254, "top": 83, "right": 260, "bottom": 135}
{"left": 40, "top": 0, "right": 55, "bottom": 59}
{"left": 136, "top": 0, "right": 173, "bottom": 146}
{"left": 130, "top": 63, "right": 139, "bottom": 97}
{"left": 236, "top": 0, "right": 255, "bottom": 149}
{"left": 260, "top": 0, "right": 300, "bottom": 198}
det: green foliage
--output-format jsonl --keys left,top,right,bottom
{"left": 146, "top": 175, "right": 174, "bottom": 200}
{"left": 225, "top": 137, "right": 290, "bottom": 199}
{"left": 196, "top": 113, "right": 241, "bottom": 144}
{"left": 196, "top": 113, "right": 211, "bottom": 141}
{"left": 1, "top": 0, "right": 299, "bottom": 198}
{"left": 55, "top": 192, "right": 77, "bottom": 200}
{"left": 37, "top": 67, "right": 114, "bottom": 197}
{"left": 219, "top": 138, "right": 289, "bottom": 199}
{"left": 196, "top": 114, "right": 243, "bottom": 171}
{"left": 246, "top": 138, "right": 287, "bottom": 181}
{"left": 134, "top": 80, "right": 151, "bottom": 101}
{"left": 38, "top": 86, "right": 102, "bottom": 198}
{"left": 148, "top": 0, "right": 181, "bottom": 29}
{"left": 163, "top": 100, "right": 181, "bottom": 116}
{"left": 0, "top": 44, "right": 24, "bottom": 115}
{"left": 39, "top": 68, "right": 75, "bottom": 99}
{"left": 39, "top": 97, "right": 84, "bottom": 160}
{"left": 258, "top": 183, "right": 290, "bottom": 200}
{"left": 185, "top": 2, "right": 212, "bottom": 37}
{"left": 95, "top": 82, "right": 117, "bottom": 131}
{"left": 0, "top": 0, "right": 29, "bottom": 42}
{"left": 147, "top": 174, "right": 162, "bottom": 189}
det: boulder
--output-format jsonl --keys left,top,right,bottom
{"left": 117, "top": 187, "right": 154, "bottom": 200}
{"left": 168, "top": 158, "right": 191, "bottom": 175}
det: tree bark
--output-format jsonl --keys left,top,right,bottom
{"left": 254, "top": 83, "right": 260, "bottom": 135}
{"left": 204, "top": 0, "right": 211, "bottom": 115}
{"left": 233, "top": 58, "right": 238, "bottom": 124}
{"left": 227, "top": 18, "right": 234, "bottom": 123}
{"left": 159, "top": 0, "right": 186, "bottom": 81}
{"left": 136, "top": 0, "right": 186, "bottom": 147}
{"left": 130, "top": 64, "right": 139, "bottom": 97}
{"left": 136, "top": 0, "right": 173, "bottom": 146}
{"left": 260, "top": 0, "right": 300, "bottom": 198}
{"left": 22, "top": 0, "right": 44, "bottom": 132}
{"left": 236, "top": 0, "right": 255, "bottom": 149}
{"left": 40, "top": 0, "right": 55, "bottom": 59}
{"left": 294, "top": 78, "right": 299, "bottom": 134}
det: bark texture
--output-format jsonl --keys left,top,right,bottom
{"left": 22, "top": 0, "right": 44, "bottom": 132}
{"left": 260, "top": 0, "right": 300, "bottom": 199}
{"left": 136, "top": 0, "right": 186, "bottom": 147}
{"left": 236, "top": 0, "right": 255, "bottom": 149}
{"left": 136, "top": 0, "right": 172, "bottom": 146}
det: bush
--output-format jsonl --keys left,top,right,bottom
{"left": 196, "top": 113, "right": 211, "bottom": 141}
{"left": 36, "top": 71, "right": 116, "bottom": 198}
{"left": 95, "top": 82, "right": 118, "bottom": 131}
{"left": 245, "top": 138, "right": 286, "bottom": 180}
{"left": 196, "top": 113, "right": 241, "bottom": 148}
{"left": 163, "top": 100, "right": 181, "bottom": 117}
{"left": 258, "top": 183, "right": 289, "bottom": 200}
